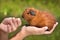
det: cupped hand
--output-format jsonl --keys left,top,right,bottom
{"left": 43, "top": 22, "right": 58, "bottom": 34}
{"left": 0, "top": 17, "right": 22, "bottom": 33}
{"left": 9, "top": 22, "right": 58, "bottom": 40}
{"left": 21, "top": 22, "right": 58, "bottom": 35}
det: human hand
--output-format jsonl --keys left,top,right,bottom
{"left": 0, "top": 17, "right": 22, "bottom": 33}
{"left": 21, "top": 26, "right": 48, "bottom": 35}
{"left": 43, "top": 22, "right": 58, "bottom": 34}
{"left": 21, "top": 22, "right": 58, "bottom": 36}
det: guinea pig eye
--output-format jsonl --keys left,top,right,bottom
{"left": 29, "top": 10, "right": 35, "bottom": 16}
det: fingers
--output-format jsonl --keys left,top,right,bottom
{"left": 9, "top": 17, "right": 21, "bottom": 32}
{"left": 7, "top": 25, "right": 12, "bottom": 33}
{"left": 23, "top": 26, "right": 48, "bottom": 35}
{"left": 16, "top": 18, "right": 22, "bottom": 27}
{"left": 43, "top": 22, "right": 58, "bottom": 34}
{"left": 25, "top": 26, "right": 41, "bottom": 32}
{"left": 12, "top": 17, "right": 22, "bottom": 28}
{"left": 1, "top": 17, "right": 22, "bottom": 33}
{"left": 19, "top": 22, "right": 58, "bottom": 35}
{"left": 53, "top": 22, "right": 58, "bottom": 27}
{"left": 12, "top": 17, "right": 17, "bottom": 27}
{"left": 25, "top": 26, "right": 48, "bottom": 31}
{"left": 42, "top": 26, "right": 48, "bottom": 30}
{"left": 2, "top": 17, "right": 22, "bottom": 26}
{"left": 6, "top": 18, "right": 16, "bottom": 32}
{"left": 7, "top": 25, "right": 16, "bottom": 33}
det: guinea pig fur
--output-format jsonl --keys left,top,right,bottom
{"left": 22, "top": 8, "right": 56, "bottom": 31}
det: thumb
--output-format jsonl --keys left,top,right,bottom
{"left": 42, "top": 26, "right": 48, "bottom": 31}
{"left": 21, "top": 26, "right": 27, "bottom": 31}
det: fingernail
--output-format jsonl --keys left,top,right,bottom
{"left": 17, "top": 18, "right": 20, "bottom": 21}
{"left": 43, "top": 26, "right": 48, "bottom": 29}
{"left": 8, "top": 17, "right": 12, "bottom": 19}
{"left": 56, "top": 22, "right": 58, "bottom": 24}
{"left": 13, "top": 17, "right": 15, "bottom": 19}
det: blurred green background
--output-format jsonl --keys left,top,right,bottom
{"left": 0, "top": 0, "right": 60, "bottom": 40}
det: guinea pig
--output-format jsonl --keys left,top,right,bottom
{"left": 22, "top": 8, "right": 56, "bottom": 31}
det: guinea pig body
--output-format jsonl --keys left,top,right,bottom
{"left": 22, "top": 8, "right": 56, "bottom": 31}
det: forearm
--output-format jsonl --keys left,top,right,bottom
{"left": 10, "top": 31, "right": 27, "bottom": 40}
{"left": 0, "top": 30, "right": 8, "bottom": 40}
{"left": 0, "top": 24, "right": 8, "bottom": 40}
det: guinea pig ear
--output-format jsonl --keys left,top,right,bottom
{"left": 29, "top": 10, "right": 35, "bottom": 16}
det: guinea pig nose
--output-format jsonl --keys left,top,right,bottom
{"left": 22, "top": 15, "right": 24, "bottom": 18}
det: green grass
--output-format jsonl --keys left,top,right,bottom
{"left": 0, "top": 0, "right": 60, "bottom": 40}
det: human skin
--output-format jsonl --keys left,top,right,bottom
{"left": 0, "top": 17, "right": 58, "bottom": 40}
{"left": 0, "top": 17, "right": 21, "bottom": 40}
{"left": 0, "top": 17, "right": 21, "bottom": 33}
{"left": 10, "top": 22, "right": 58, "bottom": 40}
{"left": 0, "top": 24, "right": 8, "bottom": 40}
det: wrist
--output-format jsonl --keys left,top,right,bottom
{"left": 10, "top": 30, "right": 28, "bottom": 40}
{"left": 18, "top": 30, "right": 28, "bottom": 40}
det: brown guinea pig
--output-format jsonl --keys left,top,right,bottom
{"left": 22, "top": 8, "right": 56, "bottom": 31}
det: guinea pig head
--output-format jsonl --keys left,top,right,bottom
{"left": 22, "top": 8, "right": 37, "bottom": 21}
